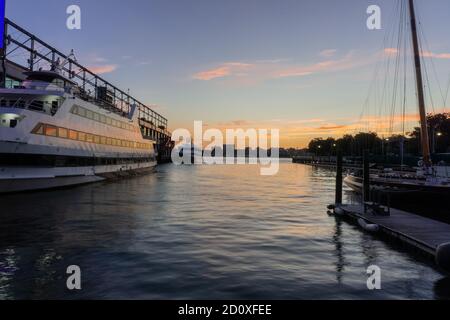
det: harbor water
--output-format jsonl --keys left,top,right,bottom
{"left": 0, "top": 162, "right": 447, "bottom": 299}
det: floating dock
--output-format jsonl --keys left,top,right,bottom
{"left": 330, "top": 150, "right": 450, "bottom": 273}
{"left": 338, "top": 205, "right": 450, "bottom": 258}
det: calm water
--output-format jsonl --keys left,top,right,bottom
{"left": 0, "top": 162, "right": 448, "bottom": 300}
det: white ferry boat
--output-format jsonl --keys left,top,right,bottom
{"left": 0, "top": 69, "right": 157, "bottom": 193}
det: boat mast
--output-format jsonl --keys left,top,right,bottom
{"left": 408, "top": 0, "right": 431, "bottom": 166}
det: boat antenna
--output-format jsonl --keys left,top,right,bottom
{"left": 408, "top": 0, "right": 432, "bottom": 167}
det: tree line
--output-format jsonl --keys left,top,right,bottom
{"left": 307, "top": 113, "right": 450, "bottom": 157}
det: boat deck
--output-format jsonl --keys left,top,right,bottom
{"left": 341, "top": 204, "right": 450, "bottom": 257}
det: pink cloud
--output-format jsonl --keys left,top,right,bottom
{"left": 192, "top": 51, "right": 377, "bottom": 84}
{"left": 384, "top": 48, "right": 399, "bottom": 56}
{"left": 383, "top": 48, "right": 450, "bottom": 59}
{"left": 421, "top": 50, "right": 450, "bottom": 59}
{"left": 87, "top": 64, "right": 118, "bottom": 74}
{"left": 274, "top": 52, "right": 368, "bottom": 78}
{"left": 193, "top": 62, "right": 252, "bottom": 81}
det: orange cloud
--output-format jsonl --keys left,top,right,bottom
{"left": 384, "top": 48, "right": 399, "bottom": 56}
{"left": 193, "top": 62, "right": 252, "bottom": 81}
{"left": 193, "top": 51, "right": 375, "bottom": 84}
{"left": 87, "top": 64, "right": 118, "bottom": 74}
{"left": 274, "top": 52, "right": 370, "bottom": 78}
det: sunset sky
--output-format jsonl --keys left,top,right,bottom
{"left": 6, "top": 0, "right": 450, "bottom": 147}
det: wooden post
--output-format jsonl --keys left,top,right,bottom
{"left": 363, "top": 150, "right": 370, "bottom": 204}
{"left": 335, "top": 149, "right": 343, "bottom": 205}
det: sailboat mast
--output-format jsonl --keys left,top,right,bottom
{"left": 408, "top": 0, "right": 431, "bottom": 166}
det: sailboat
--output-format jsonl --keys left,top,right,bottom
{"left": 344, "top": 0, "right": 450, "bottom": 200}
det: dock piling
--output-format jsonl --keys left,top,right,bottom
{"left": 335, "top": 149, "right": 343, "bottom": 205}
{"left": 363, "top": 150, "right": 370, "bottom": 206}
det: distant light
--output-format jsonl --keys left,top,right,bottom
{"left": 437, "top": 132, "right": 443, "bottom": 137}
{"left": 385, "top": 138, "right": 390, "bottom": 141}
{"left": 333, "top": 144, "right": 337, "bottom": 147}
{"left": 318, "top": 146, "right": 322, "bottom": 149}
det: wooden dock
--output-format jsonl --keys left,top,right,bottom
{"left": 339, "top": 205, "right": 450, "bottom": 258}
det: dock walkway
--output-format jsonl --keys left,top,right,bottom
{"left": 340, "top": 205, "right": 450, "bottom": 257}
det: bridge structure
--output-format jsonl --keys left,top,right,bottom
{"left": 0, "top": 18, "right": 173, "bottom": 162}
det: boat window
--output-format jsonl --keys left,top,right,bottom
{"left": 93, "top": 112, "right": 100, "bottom": 122}
{"left": 100, "top": 115, "right": 107, "bottom": 124}
{"left": 78, "top": 132, "right": 86, "bottom": 141}
{"left": 32, "top": 124, "right": 44, "bottom": 135}
{"left": 29, "top": 101, "right": 44, "bottom": 111}
{"left": 69, "top": 130, "right": 78, "bottom": 140}
{"left": 86, "top": 110, "right": 94, "bottom": 119}
{"left": 30, "top": 122, "right": 150, "bottom": 149}
{"left": 45, "top": 125, "right": 57, "bottom": 137}
{"left": 77, "top": 106, "right": 86, "bottom": 117}
{"left": 58, "top": 128, "right": 68, "bottom": 138}
{"left": 9, "top": 119, "right": 18, "bottom": 128}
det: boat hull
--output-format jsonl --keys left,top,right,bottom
{"left": 344, "top": 174, "right": 450, "bottom": 196}
{"left": 344, "top": 174, "right": 450, "bottom": 223}
{"left": 0, "top": 164, "right": 156, "bottom": 194}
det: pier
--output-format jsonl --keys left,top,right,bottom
{"left": 339, "top": 205, "right": 450, "bottom": 258}
{"left": 330, "top": 151, "right": 450, "bottom": 274}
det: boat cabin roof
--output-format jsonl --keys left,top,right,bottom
{"left": 23, "top": 71, "right": 77, "bottom": 86}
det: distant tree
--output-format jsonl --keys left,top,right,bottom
{"left": 306, "top": 113, "right": 450, "bottom": 156}
{"left": 409, "top": 113, "right": 450, "bottom": 154}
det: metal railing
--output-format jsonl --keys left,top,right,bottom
{"left": 2, "top": 18, "right": 168, "bottom": 132}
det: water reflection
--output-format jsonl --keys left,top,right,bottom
{"left": 0, "top": 163, "right": 445, "bottom": 299}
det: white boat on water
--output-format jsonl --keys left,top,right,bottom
{"left": 0, "top": 69, "right": 157, "bottom": 193}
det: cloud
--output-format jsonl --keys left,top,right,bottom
{"left": 384, "top": 48, "right": 399, "bottom": 56}
{"left": 193, "top": 62, "right": 253, "bottom": 81}
{"left": 87, "top": 64, "right": 118, "bottom": 74}
{"left": 319, "top": 49, "right": 337, "bottom": 58}
{"left": 273, "top": 51, "right": 369, "bottom": 78}
{"left": 316, "top": 125, "right": 348, "bottom": 130}
{"left": 421, "top": 50, "right": 450, "bottom": 59}
{"left": 384, "top": 48, "right": 450, "bottom": 59}
{"left": 192, "top": 51, "right": 374, "bottom": 84}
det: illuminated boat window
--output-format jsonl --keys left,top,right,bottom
{"left": 31, "top": 123, "right": 151, "bottom": 150}
{"left": 45, "top": 125, "right": 57, "bottom": 137}
{"left": 58, "top": 128, "right": 68, "bottom": 139}
{"left": 69, "top": 130, "right": 78, "bottom": 140}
